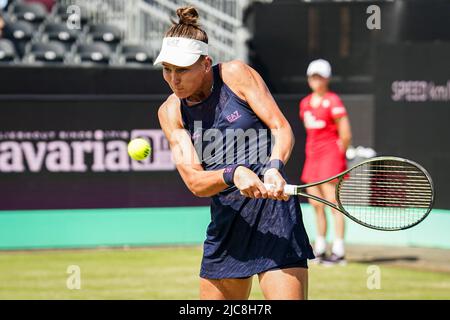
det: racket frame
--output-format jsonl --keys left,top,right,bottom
{"left": 292, "top": 156, "right": 435, "bottom": 231}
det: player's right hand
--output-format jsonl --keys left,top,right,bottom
{"left": 233, "top": 166, "right": 269, "bottom": 199}
{"left": 263, "top": 168, "right": 289, "bottom": 201}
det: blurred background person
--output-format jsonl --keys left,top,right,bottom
{"left": 299, "top": 59, "right": 352, "bottom": 265}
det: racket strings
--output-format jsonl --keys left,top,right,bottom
{"left": 338, "top": 159, "right": 433, "bottom": 230}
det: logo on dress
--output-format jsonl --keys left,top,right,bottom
{"left": 225, "top": 110, "right": 242, "bottom": 123}
{"left": 322, "top": 99, "right": 330, "bottom": 108}
{"left": 304, "top": 111, "right": 326, "bottom": 129}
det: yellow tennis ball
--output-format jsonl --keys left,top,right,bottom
{"left": 128, "top": 138, "right": 151, "bottom": 161}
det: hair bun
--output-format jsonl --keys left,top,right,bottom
{"left": 176, "top": 6, "right": 199, "bottom": 27}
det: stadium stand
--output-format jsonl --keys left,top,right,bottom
{"left": 25, "top": 0, "right": 56, "bottom": 13}
{"left": 0, "top": 38, "right": 17, "bottom": 63}
{"left": 41, "top": 21, "right": 80, "bottom": 51}
{"left": 0, "top": 0, "right": 247, "bottom": 67}
{"left": 75, "top": 41, "right": 111, "bottom": 65}
{"left": 87, "top": 23, "right": 122, "bottom": 51}
{"left": 24, "top": 40, "right": 66, "bottom": 63}
{"left": 13, "top": 1, "right": 48, "bottom": 27}
{"left": 119, "top": 44, "right": 153, "bottom": 65}
{"left": 2, "top": 19, "right": 34, "bottom": 57}
{"left": 54, "top": 3, "right": 89, "bottom": 25}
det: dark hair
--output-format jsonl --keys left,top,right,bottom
{"left": 165, "top": 6, "right": 208, "bottom": 44}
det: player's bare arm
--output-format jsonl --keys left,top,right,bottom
{"left": 158, "top": 94, "right": 226, "bottom": 197}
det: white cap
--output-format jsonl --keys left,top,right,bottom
{"left": 306, "top": 59, "right": 332, "bottom": 78}
{"left": 153, "top": 37, "right": 208, "bottom": 67}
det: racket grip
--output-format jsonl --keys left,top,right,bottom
{"left": 264, "top": 183, "right": 297, "bottom": 195}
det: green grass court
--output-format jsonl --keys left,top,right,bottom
{"left": 1, "top": 246, "right": 449, "bottom": 300}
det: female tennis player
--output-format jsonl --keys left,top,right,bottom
{"left": 157, "top": 7, "right": 314, "bottom": 299}
{"left": 299, "top": 59, "right": 352, "bottom": 265}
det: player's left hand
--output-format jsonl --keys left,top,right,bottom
{"left": 263, "top": 168, "right": 289, "bottom": 201}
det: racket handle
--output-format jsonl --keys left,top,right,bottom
{"left": 264, "top": 183, "right": 297, "bottom": 195}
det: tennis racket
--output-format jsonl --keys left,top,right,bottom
{"left": 265, "top": 156, "right": 434, "bottom": 231}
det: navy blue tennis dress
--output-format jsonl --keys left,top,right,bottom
{"left": 180, "top": 64, "right": 315, "bottom": 279}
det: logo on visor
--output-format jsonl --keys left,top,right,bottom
{"left": 167, "top": 39, "right": 180, "bottom": 47}
{"left": 187, "top": 41, "right": 200, "bottom": 50}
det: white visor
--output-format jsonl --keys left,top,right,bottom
{"left": 153, "top": 37, "right": 208, "bottom": 67}
{"left": 307, "top": 59, "right": 332, "bottom": 78}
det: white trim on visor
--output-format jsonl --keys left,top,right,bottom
{"left": 153, "top": 37, "right": 209, "bottom": 67}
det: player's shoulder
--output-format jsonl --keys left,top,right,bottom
{"left": 220, "top": 60, "right": 257, "bottom": 99}
{"left": 158, "top": 94, "right": 180, "bottom": 115}
{"left": 220, "top": 60, "right": 253, "bottom": 81}
{"left": 158, "top": 94, "right": 182, "bottom": 126}
{"left": 221, "top": 59, "right": 250, "bottom": 73}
